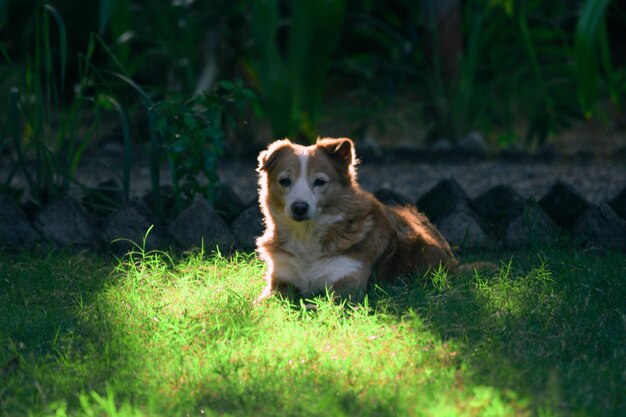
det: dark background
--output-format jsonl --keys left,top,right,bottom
{"left": 1, "top": 0, "right": 625, "bottom": 212}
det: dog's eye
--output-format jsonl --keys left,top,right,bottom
{"left": 278, "top": 177, "right": 291, "bottom": 187}
{"left": 313, "top": 178, "right": 328, "bottom": 187}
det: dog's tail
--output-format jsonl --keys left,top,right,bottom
{"left": 453, "top": 261, "right": 499, "bottom": 275}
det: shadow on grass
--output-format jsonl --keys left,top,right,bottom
{"left": 369, "top": 245, "right": 626, "bottom": 417}
{"left": 0, "top": 248, "right": 125, "bottom": 413}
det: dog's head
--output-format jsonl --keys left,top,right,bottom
{"left": 257, "top": 137, "right": 358, "bottom": 222}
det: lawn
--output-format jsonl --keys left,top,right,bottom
{"left": 1, "top": 244, "right": 624, "bottom": 416}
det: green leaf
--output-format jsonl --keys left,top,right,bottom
{"left": 43, "top": 4, "right": 67, "bottom": 92}
{"left": 574, "top": 0, "right": 613, "bottom": 117}
{"left": 218, "top": 80, "right": 235, "bottom": 90}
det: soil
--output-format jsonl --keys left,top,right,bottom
{"left": 218, "top": 158, "right": 626, "bottom": 206}
{"left": 2, "top": 143, "right": 625, "bottom": 210}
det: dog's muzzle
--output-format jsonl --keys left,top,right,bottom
{"left": 290, "top": 201, "right": 310, "bottom": 221}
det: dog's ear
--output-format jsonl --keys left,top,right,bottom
{"left": 316, "top": 137, "right": 356, "bottom": 167}
{"left": 257, "top": 139, "right": 293, "bottom": 173}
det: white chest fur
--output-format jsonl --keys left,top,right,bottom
{"left": 270, "top": 217, "right": 362, "bottom": 296}
{"left": 272, "top": 250, "right": 362, "bottom": 296}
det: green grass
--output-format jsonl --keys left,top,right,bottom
{"left": 1, "top": 245, "right": 625, "bottom": 416}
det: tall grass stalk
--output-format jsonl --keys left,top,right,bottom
{"left": 111, "top": 71, "right": 163, "bottom": 219}
{"left": 42, "top": 4, "right": 67, "bottom": 93}
{"left": 247, "top": 0, "right": 345, "bottom": 141}
{"left": 80, "top": 32, "right": 163, "bottom": 215}
{"left": 514, "top": 2, "right": 555, "bottom": 144}
{"left": 84, "top": 31, "right": 163, "bottom": 217}
{"left": 423, "top": 1, "right": 488, "bottom": 142}
{"left": 98, "top": 95, "right": 132, "bottom": 203}
{"left": 575, "top": 0, "right": 614, "bottom": 117}
{"left": 5, "top": 5, "right": 94, "bottom": 205}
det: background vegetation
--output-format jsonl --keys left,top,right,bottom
{"left": 1, "top": 0, "right": 625, "bottom": 212}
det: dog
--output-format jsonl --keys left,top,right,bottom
{"left": 255, "top": 137, "right": 459, "bottom": 301}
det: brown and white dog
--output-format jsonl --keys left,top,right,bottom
{"left": 255, "top": 137, "right": 459, "bottom": 301}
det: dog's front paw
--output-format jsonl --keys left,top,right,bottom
{"left": 254, "top": 282, "right": 297, "bottom": 305}
{"left": 329, "top": 277, "right": 368, "bottom": 303}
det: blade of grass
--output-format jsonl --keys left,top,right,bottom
{"left": 248, "top": 0, "right": 345, "bottom": 141}
{"left": 66, "top": 100, "right": 98, "bottom": 181}
{"left": 575, "top": 0, "right": 612, "bottom": 117}
{"left": 98, "top": 0, "right": 117, "bottom": 34}
{"left": 0, "top": 41, "right": 13, "bottom": 66}
{"left": 38, "top": 6, "right": 61, "bottom": 202}
{"left": 102, "top": 96, "right": 132, "bottom": 203}
{"left": 109, "top": 71, "right": 163, "bottom": 219}
{"left": 288, "top": 0, "right": 345, "bottom": 140}
{"left": 89, "top": 33, "right": 130, "bottom": 76}
{"left": 43, "top": 4, "right": 67, "bottom": 93}
{"left": 248, "top": 0, "right": 292, "bottom": 138}
{"left": 516, "top": 2, "right": 554, "bottom": 143}
{"left": 599, "top": 18, "right": 618, "bottom": 105}
{"left": 8, "top": 88, "right": 36, "bottom": 194}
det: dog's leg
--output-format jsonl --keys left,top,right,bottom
{"left": 329, "top": 269, "right": 370, "bottom": 302}
{"left": 255, "top": 276, "right": 294, "bottom": 304}
{"left": 255, "top": 279, "right": 273, "bottom": 304}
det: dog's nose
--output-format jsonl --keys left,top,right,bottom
{"left": 291, "top": 201, "right": 309, "bottom": 219}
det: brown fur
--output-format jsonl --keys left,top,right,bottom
{"left": 256, "top": 137, "right": 459, "bottom": 301}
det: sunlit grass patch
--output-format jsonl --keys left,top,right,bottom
{"left": 1, "top": 245, "right": 625, "bottom": 416}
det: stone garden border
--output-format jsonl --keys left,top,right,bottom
{"left": 1, "top": 178, "right": 625, "bottom": 253}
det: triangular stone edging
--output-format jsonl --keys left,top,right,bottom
{"left": 33, "top": 195, "right": 103, "bottom": 247}
{"left": 539, "top": 181, "right": 590, "bottom": 228}
{"left": 413, "top": 178, "right": 499, "bottom": 248}
{"left": 473, "top": 185, "right": 525, "bottom": 239}
{"left": 168, "top": 197, "right": 237, "bottom": 253}
{"left": 231, "top": 204, "right": 264, "bottom": 252}
{"left": 3, "top": 178, "right": 622, "bottom": 252}
{"left": 104, "top": 199, "right": 171, "bottom": 253}
{"left": 473, "top": 185, "right": 560, "bottom": 247}
{"left": 0, "top": 192, "right": 39, "bottom": 246}
{"left": 572, "top": 203, "right": 626, "bottom": 251}
{"left": 504, "top": 203, "right": 560, "bottom": 248}
{"left": 434, "top": 201, "right": 499, "bottom": 249}
{"left": 608, "top": 188, "right": 626, "bottom": 221}
{"left": 416, "top": 178, "right": 472, "bottom": 222}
